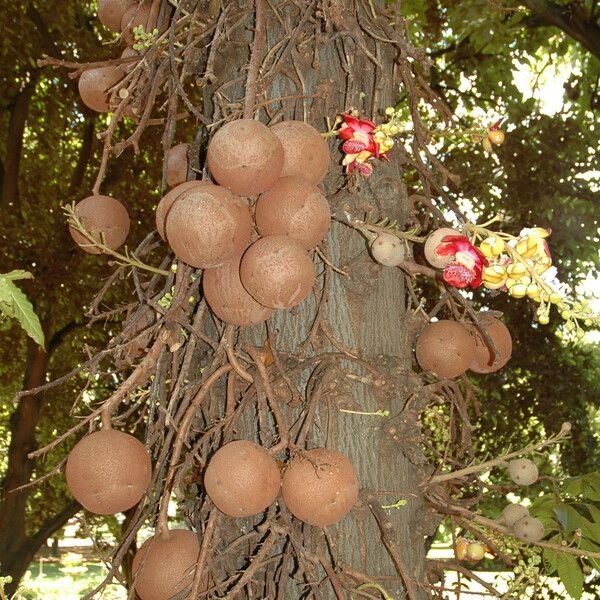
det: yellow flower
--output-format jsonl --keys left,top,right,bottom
{"left": 534, "top": 256, "right": 552, "bottom": 273}
{"left": 482, "top": 264, "right": 507, "bottom": 289}
{"left": 527, "top": 227, "right": 551, "bottom": 239}
{"left": 480, "top": 236, "right": 504, "bottom": 258}
{"left": 507, "top": 262, "right": 528, "bottom": 278}
{"left": 527, "top": 283, "right": 541, "bottom": 301}
{"left": 515, "top": 236, "right": 539, "bottom": 259}
{"left": 510, "top": 283, "right": 528, "bottom": 298}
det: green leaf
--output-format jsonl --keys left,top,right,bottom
{"left": 557, "top": 553, "right": 583, "bottom": 600}
{"left": 578, "top": 539, "right": 600, "bottom": 572}
{"left": 543, "top": 534, "right": 562, "bottom": 574}
{"left": 0, "top": 275, "right": 44, "bottom": 346}
{"left": 2, "top": 269, "right": 33, "bottom": 281}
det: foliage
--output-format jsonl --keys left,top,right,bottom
{"left": 0, "top": 271, "right": 43, "bottom": 346}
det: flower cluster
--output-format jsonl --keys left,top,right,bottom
{"left": 480, "top": 227, "right": 552, "bottom": 301}
{"left": 436, "top": 235, "right": 488, "bottom": 289}
{"left": 337, "top": 112, "right": 395, "bottom": 176}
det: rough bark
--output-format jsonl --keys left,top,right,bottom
{"left": 208, "top": 2, "right": 436, "bottom": 596}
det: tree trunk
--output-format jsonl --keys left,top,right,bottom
{"left": 0, "top": 335, "right": 80, "bottom": 595}
{"left": 2, "top": 71, "right": 40, "bottom": 212}
{"left": 209, "top": 2, "right": 437, "bottom": 596}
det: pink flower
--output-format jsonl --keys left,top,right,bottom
{"left": 338, "top": 113, "right": 393, "bottom": 176}
{"left": 435, "top": 235, "right": 489, "bottom": 289}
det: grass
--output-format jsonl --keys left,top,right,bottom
{"left": 10, "top": 555, "right": 126, "bottom": 600}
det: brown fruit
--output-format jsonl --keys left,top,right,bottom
{"left": 204, "top": 440, "right": 281, "bottom": 517}
{"left": 69, "top": 195, "right": 130, "bottom": 254}
{"left": 282, "top": 448, "right": 359, "bottom": 527}
{"left": 468, "top": 315, "right": 512, "bottom": 373}
{"left": 165, "top": 184, "right": 252, "bottom": 268}
{"left": 207, "top": 119, "right": 284, "bottom": 196}
{"left": 65, "top": 429, "right": 151, "bottom": 515}
{"left": 155, "top": 180, "right": 211, "bottom": 240}
{"left": 78, "top": 66, "right": 123, "bottom": 113}
{"left": 119, "top": 47, "right": 140, "bottom": 75}
{"left": 415, "top": 320, "right": 476, "bottom": 379}
{"left": 513, "top": 516, "right": 545, "bottom": 543}
{"left": 120, "top": 1, "right": 152, "bottom": 46}
{"left": 133, "top": 529, "right": 202, "bottom": 600}
{"left": 203, "top": 257, "right": 274, "bottom": 326}
{"left": 98, "top": 0, "right": 135, "bottom": 31}
{"left": 239, "top": 235, "right": 315, "bottom": 309}
{"left": 423, "top": 227, "right": 461, "bottom": 269}
{"left": 166, "top": 143, "right": 190, "bottom": 188}
{"left": 255, "top": 176, "right": 331, "bottom": 249}
{"left": 270, "top": 120, "right": 330, "bottom": 184}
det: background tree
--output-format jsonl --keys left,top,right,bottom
{"left": 0, "top": 0, "right": 598, "bottom": 598}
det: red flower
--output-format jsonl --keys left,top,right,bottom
{"left": 338, "top": 114, "right": 377, "bottom": 141}
{"left": 435, "top": 235, "right": 489, "bottom": 289}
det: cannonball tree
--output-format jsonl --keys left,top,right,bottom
{"left": 8, "top": 0, "right": 600, "bottom": 599}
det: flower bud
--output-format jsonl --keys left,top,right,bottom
{"left": 480, "top": 236, "right": 504, "bottom": 258}
{"left": 482, "top": 137, "right": 493, "bottom": 153}
{"left": 488, "top": 130, "right": 505, "bottom": 145}
{"left": 509, "top": 283, "right": 527, "bottom": 298}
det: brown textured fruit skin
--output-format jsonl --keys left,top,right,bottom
{"left": 65, "top": 429, "right": 151, "bottom": 515}
{"left": 207, "top": 119, "right": 284, "bottom": 196}
{"left": 98, "top": 0, "right": 135, "bottom": 31}
{"left": 501, "top": 503, "right": 529, "bottom": 527}
{"left": 165, "top": 185, "right": 252, "bottom": 268}
{"left": 282, "top": 448, "right": 359, "bottom": 527}
{"left": 468, "top": 315, "right": 512, "bottom": 373}
{"left": 69, "top": 195, "right": 130, "bottom": 254}
{"left": 133, "top": 529, "right": 201, "bottom": 600}
{"left": 240, "top": 235, "right": 315, "bottom": 309}
{"left": 204, "top": 440, "right": 281, "bottom": 517}
{"left": 120, "top": 1, "right": 151, "bottom": 46}
{"left": 166, "top": 143, "right": 190, "bottom": 188}
{"left": 270, "top": 120, "right": 330, "bottom": 184}
{"left": 255, "top": 176, "right": 330, "bottom": 250}
{"left": 415, "top": 320, "right": 476, "bottom": 379}
{"left": 203, "top": 257, "right": 274, "bottom": 326}
{"left": 78, "top": 66, "right": 122, "bottom": 113}
{"left": 424, "top": 227, "right": 461, "bottom": 269}
{"left": 155, "top": 180, "right": 210, "bottom": 240}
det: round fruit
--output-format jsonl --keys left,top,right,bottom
{"left": 415, "top": 320, "right": 476, "bottom": 379}
{"left": 98, "top": 0, "right": 135, "bottom": 31}
{"left": 120, "top": 1, "right": 152, "bottom": 46}
{"left": 78, "top": 66, "right": 122, "bottom": 113}
{"left": 166, "top": 143, "right": 190, "bottom": 188}
{"left": 65, "top": 429, "right": 151, "bottom": 515}
{"left": 370, "top": 233, "right": 406, "bottom": 267}
{"left": 203, "top": 257, "right": 274, "bottom": 326}
{"left": 255, "top": 176, "right": 331, "bottom": 249}
{"left": 488, "top": 130, "right": 505, "bottom": 146}
{"left": 155, "top": 180, "right": 211, "bottom": 240}
{"left": 270, "top": 120, "right": 330, "bottom": 184}
{"left": 239, "top": 235, "right": 315, "bottom": 309}
{"left": 165, "top": 185, "right": 252, "bottom": 268}
{"left": 513, "top": 516, "right": 545, "bottom": 543}
{"left": 119, "top": 47, "right": 140, "bottom": 75}
{"left": 69, "top": 195, "right": 130, "bottom": 254}
{"left": 468, "top": 315, "right": 513, "bottom": 373}
{"left": 204, "top": 440, "right": 281, "bottom": 517}
{"left": 508, "top": 458, "right": 539, "bottom": 486}
{"left": 133, "top": 529, "right": 201, "bottom": 600}
{"left": 423, "top": 228, "right": 461, "bottom": 269}
{"left": 465, "top": 542, "right": 486, "bottom": 561}
{"left": 501, "top": 503, "right": 530, "bottom": 527}
{"left": 207, "top": 119, "right": 284, "bottom": 196}
{"left": 282, "top": 448, "right": 359, "bottom": 527}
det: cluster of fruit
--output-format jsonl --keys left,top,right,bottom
{"left": 64, "top": 432, "right": 359, "bottom": 599}
{"left": 455, "top": 458, "right": 544, "bottom": 563}
{"left": 415, "top": 315, "right": 512, "bottom": 379}
{"left": 78, "top": 0, "right": 159, "bottom": 116}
